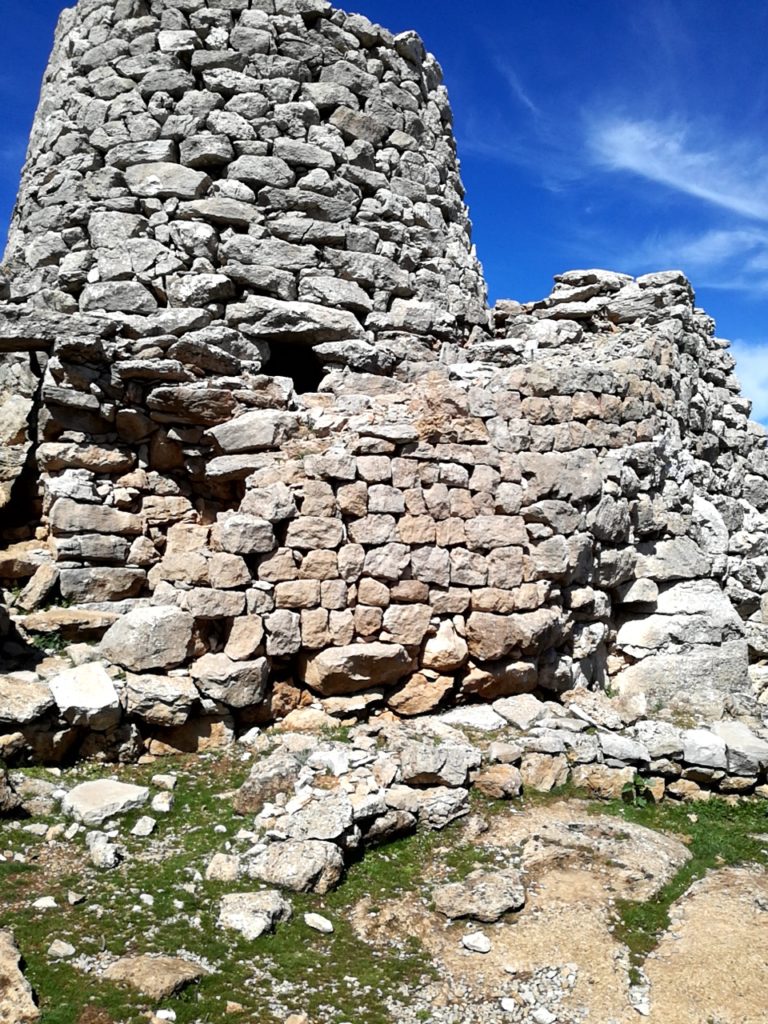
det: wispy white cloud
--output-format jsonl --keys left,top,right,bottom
{"left": 587, "top": 116, "right": 768, "bottom": 221}
{"left": 628, "top": 227, "right": 768, "bottom": 294}
{"left": 494, "top": 61, "right": 541, "bottom": 118}
{"left": 730, "top": 339, "right": 768, "bottom": 422}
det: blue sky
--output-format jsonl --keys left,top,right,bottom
{"left": 2, "top": 0, "right": 768, "bottom": 415}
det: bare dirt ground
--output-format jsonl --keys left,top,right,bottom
{"left": 351, "top": 801, "right": 768, "bottom": 1024}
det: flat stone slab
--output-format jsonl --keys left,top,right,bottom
{"left": 62, "top": 780, "right": 149, "bottom": 825}
{"left": 103, "top": 955, "right": 207, "bottom": 999}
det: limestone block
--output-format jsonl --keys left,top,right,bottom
{"left": 100, "top": 606, "right": 194, "bottom": 672}
{"left": 209, "top": 410, "right": 301, "bottom": 453}
{"left": 382, "top": 604, "right": 432, "bottom": 646}
{"left": 286, "top": 516, "right": 345, "bottom": 550}
{"left": 58, "top": 568, "right": 145, "bottom": 604}
{"left": 214, "top": 514, "right": 275, "bottom": 555}
{"left": 191, "top": 654, "right": 268, "bottom": 708}
{"left": 466, "top": 609, "right": 563, "bottom": 661}
{"left": 421, "top": 620, "right": 468, "bottom": 672}
{"left": 63, "top": 780, "right": 149, "bottom": 825}
{"left": 48, "top": 663, "right": 121, "bottom": 730}
{"left": 265, "top": 609, "right": 302, "bottom": 656}
{"left": 125, "top": 674, "right": 198, "bottom": 727}
{"left": 0, "top": 676, "right": 54, "bottom": 725}
{"left": 50, "top": 499, "right": 143, "bottom": 536}
{"left": 301, "top": 642, "right": 416, "bottom": 695}
{"left": 225, "top": 616, "right": 265, "bottom": 660}
{"left": 181, "top": 588, "right": 246, "bottom": 619}
{"left": 125, "top": 162, "right": 211, "bottom": 199}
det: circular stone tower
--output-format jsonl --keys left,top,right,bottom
{"left": 3, "top": 0, "right": 487, "bottom": 362}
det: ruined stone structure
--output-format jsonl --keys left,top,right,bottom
{"left": 2, "top": 0, "right": 768, "bottom": 768}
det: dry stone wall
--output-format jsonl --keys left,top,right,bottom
{"left": 1, "top": 0, "right": 768, "bottom": 770}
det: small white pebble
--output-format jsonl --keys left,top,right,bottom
{"left": 461, "top": 932, "right": 491, "bottom": 954}
{"left": 304, "top": 913, "right": 334, "bottom": 934}
{"left": 33, "top": 897, "right": 57, "bottom": 910}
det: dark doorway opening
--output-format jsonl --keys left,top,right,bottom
{"left": 265, "top": 343, "right": 325, "bottom": 394}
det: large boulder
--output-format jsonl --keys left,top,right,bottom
{"left": 218, "top": 891, "right": 292, "bottom": 940}
{"left": 100, "top": 606, "right": 194, "bottom": 672}
{"left": 245, "top": 840, "right": 344, "bottom": 893}
{"left": 300, "top": 642, "right": 416, "bottom": 696}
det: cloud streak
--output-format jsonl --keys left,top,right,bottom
{"left": 587, "top": 116, "right": 768, "bottom": 221}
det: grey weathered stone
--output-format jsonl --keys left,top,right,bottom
{"left": 62, "top": 781, "right": 149, "bottom": 825}
{"left": 245, "top": 840, "right": 344, "bottom": 894}
{"left": 218, "top": 891, "right": 292, "bottom": 940}
{"left": 100, "top": 606, "right": 194, "bottom": 672}
{"left": 433, "top": 869, "right": 525, "bottom": 922}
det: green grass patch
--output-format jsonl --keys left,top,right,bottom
{"left": 599, "top": 795, "right": 768, "bottom": 971}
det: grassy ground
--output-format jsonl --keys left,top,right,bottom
{"left": 2, "top": 755, "right": 767, "bottom": 1023}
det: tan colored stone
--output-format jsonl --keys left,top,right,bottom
{"left": 430, "top": 588, "right": 471, "bottom": 614}
{"left": 207, "top": 552, "right": 250, "bottom": 589}
{"left": 286, "top": 516, "right": 344, "bottom": 550}
{"left": 355, "top": 605, "right": 383, "bottom": 637}
{"left": 275, "top": 580, "right": 321, "bottom": 609}
{"left": 571, "top": 763, "right": 635, "bottom": 800}
{"left": 388, "top": 672, "right": 455, "bottom": 716}
{"left": 300, "top": 608, "right": 330, "bottom": 648}
{"left": 358, "top": 578, "right": 390, "bottom": 607}
{"left": 473, "top": 764, "right": 523, "bottom": 800}
{"left": 520, "top": 753, "right": 569, "bottom": 793}
{"left": 301, "top": 642, "right": 415, "bottom": 696}
{"left": 147, "top": 715, "right": 235, "bottom": 755}
{"left": 383, "top": 604, "right": 432, "bottom": 646}
{"left": 337, "top": 482, "right": 368, "bottom": 516}
{"left": 104, "top": 955, "right": 207, "bottom": 1000}
{"left": 328, "top": 609, "right": 355, "bottom": 645}
{"left": 397, "top": 515, "right": 436, "bottom": 544}
{"left": 298, "top": 550, "right": 337, "bottom": 580}
{"left": 667, "top": 779, "right": 712, "bottom": 802}
{"left": 461, "top": 658, "right": 537, "bottom": 701}
{"left": 390, "top": 580, "right": 430, "bottom": 603}
{"left": 258, "top": 547, "right": 300, "bottom": 582}
{"left": 466, "top": 609, "right": 562, "bottom": 661}
{"left": 149, "top": 551, "right": 208, "bottom": 586}
{"left": 225, "top": 616, "right": 265, "bottom": 660}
